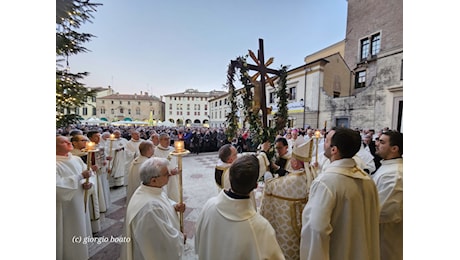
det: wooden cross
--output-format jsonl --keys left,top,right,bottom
{"left": 231, "top": 38, "right": 281, "bottom": 128}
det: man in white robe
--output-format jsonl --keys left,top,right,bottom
{"left": 214, "top": 144, "right": 238, "bottom": 192}
{"left": 56, "top": 135, "right": 94, "bottom": 260}
{"left": 70, "top": 134, "right": 100, "bottom": 234}
{"left": 195, "top": 154, "right": 285, "bottom": 260}
{"left": 372, "top": 131, "right": 403, "bottom": 260}
{"left": 300, "top": 127, "right": 380, "bottom": 260}
{"left": 124, "top": 130, "right": 142, "bottom": 186}
{"left": 216, "top": 143, "right": 270, "bottom": 210}
{"left": 121, "top": 157, "right": 186, "bottom": 260}
{"left": 154, "top": 133, "right": 180, "bottom": 202}
{"left": 87, "top": 130, "right": 111, "bottom": 213}
{"left": 126, "top": 140, "right": 154, "bottom": 205}
{"left": 106, "top": 130, "right": 128, "bottom": 187}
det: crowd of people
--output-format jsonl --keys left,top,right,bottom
{"left": 56, "top": 123, "right": 402, "bottom": 260}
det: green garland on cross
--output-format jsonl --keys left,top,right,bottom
{"left": 225, "top": 56, "right": 289, "bottom": 159}
{"left": 225, "top": 59, "right": 239, "bottom": 142}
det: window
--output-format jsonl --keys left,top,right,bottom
{"left": 224, "top": 98, "right": 227, "bottom": 105}
{"left": 91, "top": 96, "right": 96, "bottom": 102}
{"left": 101, "top": 108, "right": 105, "bottom": 114}
{"left": 205, "top": 104, "right": 208, "bottom": 110}
{"left": 197, "top": 104, "right": 200, "bottom": 110}
{"left": 269, "top": 92, "right": 275, "bottom": 104}
{"left": 187, "top": 104, "right": 190, "bottom": 110}
{"left": 111, "top": 109, "right": 114, "bottom": 114}
{"left": 289, "top": 87, "right": 296, "bottom": 100}
{"left": 187, "top": 111, "right": 190, "bottom": 115}
{"left": 128, "top": 109, "right": 131, "bottom": 115}
{"left": 119, "top": 101, "right": 122, "bottom": 105}
{"left": 82, "top": 107, "right": 88, "bottom": 115}
{"left": 360, "top": 32, "right": 381, "bottom": 61}
{"left": 360, "top": 38, "right": 369, "bottom": 61}
{"left": 355, "top": 71, "right": 366, "bottom": 89}
{"left": 204, "top": 111, "right": 207, "bottom": 115}
{"left": 219, "top": 100, "right": 222, "bottom": 106}
{"left": 169, "top": 104, "right": 173, "bottom": 110}
{"left": 215, "top": 101, "right": 218, "bottom": 107}
{"left": 111, "top": 100, "right": 114, "bottom": 104}
{"left": 128, "top": 101, "right": 130, "bottom": 105}
{"left": 371, "top": 33, "right": 381, "bottom": 56}
{"left": 92, "top": 107, "right": 96, "bottom": 115}
{"left": 169, "top": 111, "right": 173, "bottom": 115}
{"left": 102, "top": 100, "right": 105, "bottom": 104}
{"left": 138, "top": 101, "right": 141, "bottom": 105}
{"left": 120, "top": 108, "right": 123, "bottom": 113}
{"left": 136, "top": 108, "right": 140, "bottom": 115}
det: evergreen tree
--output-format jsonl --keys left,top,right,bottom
{"left": 56, "top": 0, "right": 102, "bottom": 128}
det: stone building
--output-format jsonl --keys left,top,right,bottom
{"left": 96, "top": 91, "right": 164, "bottom": 123}
{"left": 164, "top": 88, "right": 227, "bottom": 127}
{"left": 322, "top": 0, "right": 403, "bottom": 131}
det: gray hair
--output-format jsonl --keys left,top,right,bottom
{"left": 139, "top": 157, "right": 170, "bottom": 185}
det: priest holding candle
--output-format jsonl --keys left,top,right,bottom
{"left": 154, "top": 133, "right": 180, "bottom": 202}
{"left": 70, "top": 134, "right": 101, "bottom": 234}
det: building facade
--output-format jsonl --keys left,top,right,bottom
{"left": 72, "top": 86, "right": 115, "bottom": 121}
{"left": 209, "top": 93, "right": 230, "bottom": 128}
{"left": 264, "top": 41, "right": 350, "bottom": 130}
{"left": 164, "top": 88, "right": 227, "bottom": 127}
{"left": 96, "top": 91, "right": 164, "bottom": 123}
{"left": 325, "top": 0, "right": 403, "bottom": 131}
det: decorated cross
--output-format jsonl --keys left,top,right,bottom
{"left": 230, "top": 38, "right": 281, "bottom": 128}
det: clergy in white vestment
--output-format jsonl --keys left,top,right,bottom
{"left": 87, "top": 130, "right": 111, "bottom": 213}
{"left": 215, "top": 143, "right": 270, "bottom": 210}
{"left": 70, "top": 134, "right": 101, "bottom": 234}
{"left": 154, "top": 133, "right": 180, "bottom": 202}
{"left": 121, "top": 157, "right": 186, "bottom": 260}
{"left": 106, "top": 130, "right": 128, "bottom": 187}
{"left": 56, "top": 135, "right": 94, "bottom": 260}
{"left": 124, "top": 130, "right": 142, "bottom": 186}
{"left": 260, "top": 140, "right": 316, "bottom": 259}
{"left": 372, "top": 131, "right": 403, "bottom": 260}
{"left": 126, "top": 140, "right": 154, "bottom": 205}
{"left": 195, "top": 154, "right": 285, "bottom": 260}
{"left": 300, "top": 128, "right": 380, "bottom": 260}
{"left": 214, "top": 144, "right": 238, "bottom": 193}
